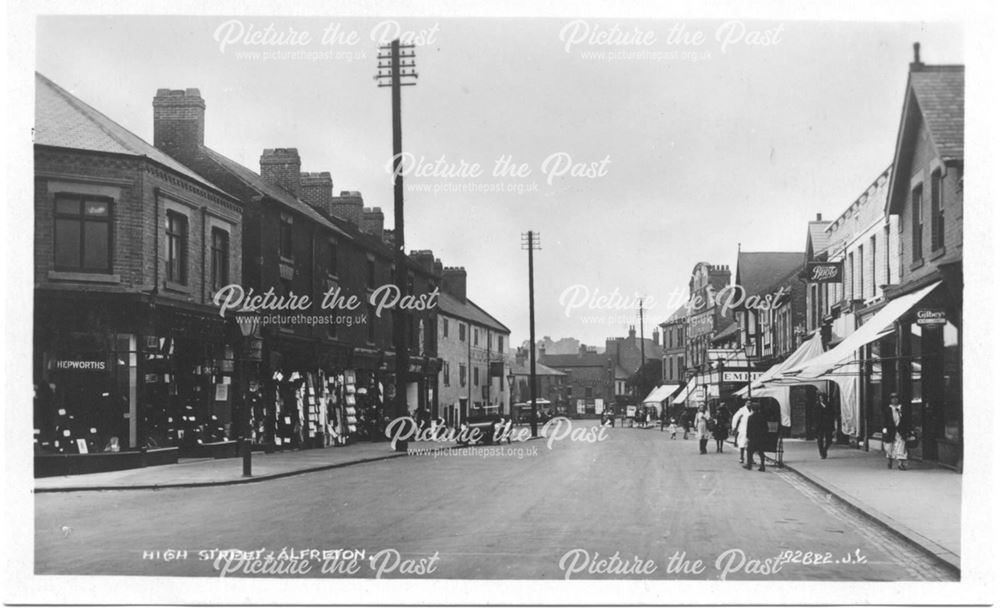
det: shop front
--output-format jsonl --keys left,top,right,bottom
{"left": 878, "top": 273, "right": 962, "bottom": 470}
{"left": 33, "top": 293, "right": 237, "bottom": 475}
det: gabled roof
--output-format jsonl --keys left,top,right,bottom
{"left": 805, "top": 220, "right": 832, "bottom": 260}
{"left": 539, "top": 352, "right": 608, "bottom": 369}
{"left": 734, "top": 252, "right": 804, "bottom": 299}
{"left": 199, "top": 146, "right": 350, "bottom": 239}
{"left": 887, "top": 64, "right": 964, "bottom": 214}
{"left": 437, "top": 292, "right": 510, "bottom": 334}
{"left": 659, "top": 302, "right": 689, "bottom": 326}
{"left": 911, "top": 67, "right": 964, "bottom": 161}
{"left": 35, "top": 72, "right": 232, "bottom": 200}
{"left": 510, "top": 361, "right": 566, "bottom": 376}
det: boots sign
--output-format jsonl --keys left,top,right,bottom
{"left": 805, "top": 261, "right": 843, "bottom": 283}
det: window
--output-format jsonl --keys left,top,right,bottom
{"left": 210, "top": 228, "right": 229, "bottom": 292}
{"left": 443, "top": 318, "right": 449, "bottom": 338}
{"left": 473, "top": 366, "right": 479, "bottom": 386}
{"left": 459, "top": 323, "right": 466, "bottom": 342}
{"left": 54, "top": 195, "right": 112, "bottom": 272}
{"left": 846, "top": 253, "right": 854, "bottom": 302}
{"left": 279, "top": 213, "right": 293, "bottom": 260}
{"left": 931, "top": 170, "right": 944, "bottom": 251}
{"left": 459, "top": 364, "right": 467, "bottom": 387}
{"left": 166, "top": 211, "right": 188, "bottom": 284}
{"left": 473, "top": 328, "right": 479, "bottom": 346}
{"left": 912, "top": 185, "right": 923, "bottom": 261}
{"left": 585, "top": 386, "right": 593, "bottom": 399}
{"left": 497, "top": 336, "right": 504, "bottom": 353}
{"left": 870, "top": 235, "right": 877, "bottom": 295}
{"left": 443, "top": 362, "right": 450, "bottom": 386}
{"left": 367, "top": 258, "right": 376, "bottom": 288}
{"left": 857, "top": 244, "right": 864, "bottom": 300}
{"left": 367, "top": 304, "right": 376, "bottom": 343}
{"left": 328, "top": 240, "right": 338, "bottom": 277}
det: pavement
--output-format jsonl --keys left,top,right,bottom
{"left": 33, "top": 425, "right": 961, "bottom": 576}
{"left": 32, "top": 439, "right": 489, "bottom": 491}
{"left": 763, "top": 438, "right": 961, "bottom": 573}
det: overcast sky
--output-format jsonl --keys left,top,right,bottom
{"left": 35, "top": 16, "right": 963, "bottom": 348}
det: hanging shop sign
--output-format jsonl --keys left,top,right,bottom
{"left": 805, "top": 261, "right": 843, "bottom": 283}
{"left": 916, "top": 308, "right": 947, "bottom": 327}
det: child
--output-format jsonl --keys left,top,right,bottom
{"left": 668, "top": 418, "right": 678, "bottom": 440}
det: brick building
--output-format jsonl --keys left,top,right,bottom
{"left": 151, "top": 86, "right": 441, "bottom": 448}
{"left": 33, "top": 73, "right": 244, "bottom": 469}
{"left": 881, "top": 47, "right": 964, "bottom": 469}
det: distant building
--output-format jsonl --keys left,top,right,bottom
{"left": 436, "top": 267, "right": 511, "bottom": 425}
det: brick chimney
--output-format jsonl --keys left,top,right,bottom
{"left": 433, "top": 258, "right": 443, "bottom": 278}
{"left": 330, "top": 190, "right": 364, "bottom": 226}
{"left": 260, "top": 148, "right": 301, "bottom": 197}
{"left": 816, "top": 213, "right": 823, "bottom": 221}
{"left": 153, "top": 88, "right": 205, "bottom": 155}
{"left": 652, "top": 328, "right": 660, "bottom": 346}
{"left": 362, "top": 207, "right": 385, "bottom": 239}
{"left": 628, "top": 325, "right": 636, "bottom": 339}
{"left": 409, "top": 249, "right": 435, "bottom": 273}
{"left": 441, "top": 267, "right": 467, "bottom": 302}
{"left": 300, "top": 172, "right": 333, "bottom": 214}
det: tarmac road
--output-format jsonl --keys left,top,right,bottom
{"left": 35, "top": 425, "right": 955, "bottom": 580}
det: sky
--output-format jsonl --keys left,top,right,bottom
{"left": 35, "top": 16, "right": 964, "bottom": 348}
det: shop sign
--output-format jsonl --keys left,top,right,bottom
{"left": 916, "top": 309, "right": 947, "bottom": 326}
{"left": 689, "top": 311, "right": 714, "bottom": 338}
{"left": 805, "top": 261, "right": 843, "bottom": 283}
{"left": 690, "top": 387, "right": 706, "bottom": 403}
{"left": 722, "top": 371, "right": 764, "bottom": 382}
{"left": 52, "top": 358, "right": 108, "bottom": 372}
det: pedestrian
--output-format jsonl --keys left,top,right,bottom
{"left": 668, "top": 418, "right": 678, "bottom": 439}
{"left": 694, "top": 406, "right": 710, "bottom": 454}
{"left": 882, "top": 392, "right": 910, "bottom": 470}
{"left": 815, "top": 392, "right": 838, "bottom": 459}
{"left": 744, "top": 402, "right": 768, "bottom": 472}
{"left": 712, "top": 407, "right": 730, "bottom": 453}
{"left": 731, "top": 400, "right": 751, "bottom": 463}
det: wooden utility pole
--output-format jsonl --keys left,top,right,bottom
{"left": 376, "top": 40, "right": 417, "bottom": 424}
{"left": 522, "top": 231, "right": 541, "bottom": 437}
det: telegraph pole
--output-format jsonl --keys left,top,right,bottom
{"left": 376, "top": 40, "right": 417, "bottom": 425}
{"left": 521, "top": 231, "right": 541, "bottom": 437}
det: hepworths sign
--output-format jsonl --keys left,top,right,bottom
{"left": 805, "top": 261, "right": 843, "bottom": 283}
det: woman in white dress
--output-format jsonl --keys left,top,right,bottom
{"left": 731, "top": 400, "right": 751, "bottom": 464}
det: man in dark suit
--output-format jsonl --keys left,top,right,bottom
{"left": 744, "top": 401, "right": 769, "bottom": 472}
{"left": 815, "top": 392, "right": 839, "bottom": 459}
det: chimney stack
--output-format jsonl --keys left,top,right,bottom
{"left": 441, "top": 267, "right": 467, "bottom": 302}
{"left": 260, "top": 148, "right": 302, "bottom": 197}
{"left": 153, "top": 88, "right": 205, "bottom": 154}
{"left": 362, "top": 207, "right": 385, "bottom": 239}
{"left": 300, "top": 172, "right": 333, "bottom": 214}
{"left": 330, "top": 190, "right": 364, "bottom": 227}
{"left": 911, "top": 42, "right": 923, "bottom": 70}
{"left": 409, "top": 249, "right": 435, "bottom": 273}
{"left": 816, "top": 213, "right": 822, "bottom": 221}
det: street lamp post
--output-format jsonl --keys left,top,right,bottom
{"left": 236, "top": 312, "right": 262, "bottom": 477}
